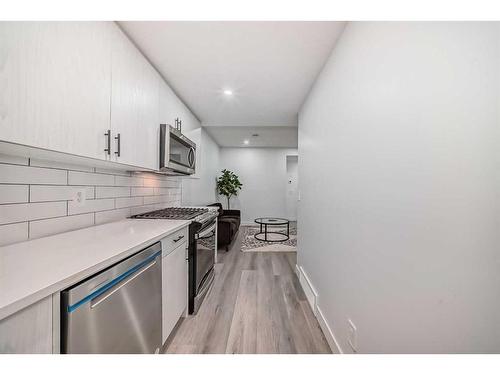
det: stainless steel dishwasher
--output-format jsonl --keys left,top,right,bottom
{"left": 61, "top": 242, "right": 162, "bottom": 354}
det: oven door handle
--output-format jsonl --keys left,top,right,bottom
{"left": 196, "top": 222, "right": 216, "bottom": 239}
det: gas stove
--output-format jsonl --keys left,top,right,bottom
{"left": 130, "top": 206, "right": 217, "bottom": 225}
{"left": 130, "top": 206, "right": 218, "bottom": 315}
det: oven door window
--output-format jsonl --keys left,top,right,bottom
{"left": 196, "top": 223, "right": 216, "bottom": 293}
{"left": 169, "top": 135, "right": 195, "bottom": 168}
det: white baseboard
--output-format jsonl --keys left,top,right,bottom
{"left": 296, "top": 264, "right": 343, "bottom": 354}
{"left": 296, "top": 265, "right": 318, "bottom": 315}
{"left": 316, "top": 305, "right": 343, "bottom": 354}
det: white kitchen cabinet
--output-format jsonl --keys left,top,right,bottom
{"left": 0, "top": 296, "right": 53, "bottom": 354}
{"left": 0, "top": 21, "right": 199, "bottom": 171}
{"left": 110, "top": 27, "right": 160, "bottom": 170}
{"left": 159, "top": 79, "right": 179, "bottom": 127}
{"left": 161, "top": 231, "right": 188, "bottom": 344}
{"left": 159, "top": 79, "right": 200, "bottom": 133}
{"left": 0, "top": 22, "right": 113, "bottom": 160}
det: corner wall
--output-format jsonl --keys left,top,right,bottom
{"left": 298, "top": 22, "right": 500, "bottom": 353}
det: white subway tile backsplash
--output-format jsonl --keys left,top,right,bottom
{"left": 143, "top": 195, "right": 162, "bottom": 205}
{"left": 131, "top": 187, "right": 154, "bottom": 197}
{"left": 68, "top": 171, "right": 114, "bottom": 186}
{"left": 138, "top": 172, "right": 164, "bottom": 180}
{"left": 130, "top": 204, "right": 159, "bottom": 216}
{"left": 95, "top": 208, "right": 131, "bottom": 225}
{"left": 143, "top": 178, "right": 161, "bottom": 188}
{"left": 95, "top": 186, "right": 130, "bottom": 199}
{"left": 29, "top": 213, "right": 94, "bottom": 240}
{"left": 0, "top": 201, "right": 67, "bottom": 225}
{"left": 166, "top": 179, "right": 181, "bottom": 188}
{"left": 115, "top": 175, "right": 143, "bottom": 187}
{"left": 0, "top": 222, "right": 29, "bottom": 246}
{"left": 153, "top": 187, "right": 170, "bottom": 195}
{"left": 95, "top": 168, "right": 131, "bottom": 176}
{"left": 0, "top": 164, "right": 67, "bottom": 185}
{"left": 68, "top": 199, "right": 115, "bottom": 215}
{"left": 30, "top": 159, "right": 94, "bottom": 172}
{"left": 143, "top": 178, "right": 179, "bottom": 188}
{"left": 143, "top": 195, "right": 170, "bottom": 205}
{"left": 0, "top": 154, "right": 29, "bottom": 165}
{"left": 30, "top": 185, "right": 95, "bottom": 202}
{"left": 115, "top": 196, "right": 143, "bottom": 209}
{"left": 0, "top": 185, "right": 29, "bottom": 204}
{"left": 0, "top": 155, "right": 182, "bottom": 244}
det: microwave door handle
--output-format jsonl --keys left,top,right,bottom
{"left": 188, "top": 147, "right": 195, "bottom": 168}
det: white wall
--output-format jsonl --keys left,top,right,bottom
{"left": 182, "top": 128, "right": 220, "bottom": 206}
{"left": 219, "top": 148, "right": 298, "bottom": 224}
{"left": 298, "top": 22, "right": 500, "bottom": 353}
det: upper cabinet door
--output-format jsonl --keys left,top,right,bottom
{"left": 159, "top": 79, "right": 179, "bottom": 128}
{"left": 110, "top": 27, "right": 160, "bottom": 170}
{"left": 0, "top": 22, "right": 112, "bottom": 160}
{"left": 159, "top": 79, "right": 200, "bottom": 133}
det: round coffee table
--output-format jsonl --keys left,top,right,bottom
{"left": 254, "top": 217, "right": 290, "bottom": 242}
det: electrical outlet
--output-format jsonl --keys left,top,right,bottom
{"left": 73, "top": 188, "right": 86, "bottom": 207}
{"left": 347, "top": 319, "right": 357, "bottom": 352}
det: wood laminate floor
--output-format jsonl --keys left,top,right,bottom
{"left": 163, "top": 230, "right": 331, "bottom": 354}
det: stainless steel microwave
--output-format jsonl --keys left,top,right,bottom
{"left": 159, "top": 124, "right": 196, "bottom": 175}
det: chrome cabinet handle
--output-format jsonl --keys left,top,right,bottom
{"left": 104, "top": 130, "right": 111, "bottom": 155}
{"left": 173, "top": 235, "right": 184, "bottom": 243}
{"left": 114, "top": 133, "right": 121, "bottom": 157}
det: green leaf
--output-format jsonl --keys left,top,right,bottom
{"left": 216, "top": 169, "right": 243, "bottom": 208}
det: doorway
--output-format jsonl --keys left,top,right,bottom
{"left": 285, "top": 155, "right": 298, "bottom": 221}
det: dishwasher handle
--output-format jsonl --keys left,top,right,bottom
{"left": 67, "top": 250, "right": 161, "bottom": 313}
{"left": 90, "top": 260, "right": 157, "bottom": 309}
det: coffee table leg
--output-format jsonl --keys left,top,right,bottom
{"left": 287, "top": 222, "right": 289, "bottom": 239}
{"left": 265, "top": 224, "right": 267, "bottom": 241}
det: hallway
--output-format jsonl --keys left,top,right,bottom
{"left": 164, "top": 230, "right": 330, "bottom": 354}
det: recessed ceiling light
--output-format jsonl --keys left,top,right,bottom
{"left": 243, "top": 139, "right": 249, "bottom": 145}
{"left": 223, "top": 89, "right": 233, "bottom": 96}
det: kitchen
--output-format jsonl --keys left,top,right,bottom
{"left": 0, "top": 21, "right": 231, "bottom": 354}
{"left": 2, "top": 1, "right": 500, "bottom": 373}
{"left": 0, "top": 20, "right": 326, "bottom": 355}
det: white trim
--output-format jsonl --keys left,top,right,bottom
{"left": 295, "top": 263, "right": 301, "bottom": 278}
{"left": 296, "top": 264, "right": 344, "bottom": 354}
{"left": 296, "top": 265, "right": 318, "bottom": 314}
{"left": 316, "top": 305, "right": 343, "bottom": 354}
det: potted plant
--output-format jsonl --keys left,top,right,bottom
{"left": 216, "top": 169, "right": 243, "bottom": 209}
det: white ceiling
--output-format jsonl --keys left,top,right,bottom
{"left": 205, "top": 126, "right": 298, "bottom": 148}
{"left": 119, "top": 21, "right": 345, "bottom": 146}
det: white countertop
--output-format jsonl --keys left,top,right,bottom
{"left": 0, "top": 218, "right": 190, "bottom": 320}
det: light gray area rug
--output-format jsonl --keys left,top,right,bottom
{"left": 240, "top": 222, "right": 297, "bottom": 252}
